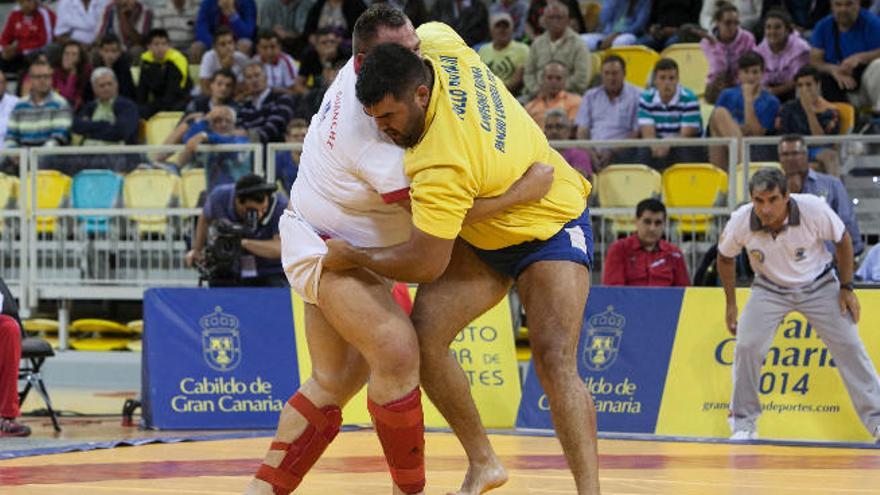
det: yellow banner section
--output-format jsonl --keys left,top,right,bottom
{"left": 291, "top": 289, "right": 521, "bottom": 428}
{"left": 657, "top": 288, "right": 880, "bottom": 442}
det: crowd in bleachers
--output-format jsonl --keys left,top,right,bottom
{"left": 0, "top": 0, "right": 878, "bottom": 193}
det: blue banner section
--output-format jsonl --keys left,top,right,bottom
{"left": 516, "top": 287, "right": 684, "bottom": 433}
{"left": 143, "top": 288, "right": 299, "bottom": 429}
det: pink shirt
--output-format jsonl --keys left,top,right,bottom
{"left": 755, "top": 32, "right": 811, "bottom": 87}
{"left": 701, "top": 28, "right": 755, "bottom": 85}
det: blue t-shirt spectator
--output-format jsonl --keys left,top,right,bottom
{"left": 203, "top": 183, "right": 287, "bottom": 277}
{"left": 184, "top": 119, "right": 252, "bottom": 190}
{"left": 716, "top": 86, "right": 781, "bottom": 133}
{"left": 195, "top": 0, "right": 257, "bottom": 46}
{"left": 810, "top": 9, "right": 880, "bottom": 64}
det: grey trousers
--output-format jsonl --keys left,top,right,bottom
{"left": 731, "top": 272, "right": 880, "bottom": 434}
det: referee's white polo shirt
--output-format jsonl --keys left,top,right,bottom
{"left": 718, "top": 193, "right": 846, "bottom": 288}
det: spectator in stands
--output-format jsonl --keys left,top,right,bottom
{"left": 777, "top": 66, "right": 841, "bottom": 175}
{"left": 302, "top": 0, "right": 367, "bottom": 42}
{"left": 52, "top": 41, "right": 92, "bottom": 111}
{"left": 429, "top": 0, "right": 489, "bottom": 46}
{"left": 293, "top": 58, "right": 341, "bottom": 119}
{"left": 0, "top": 276, "right": 29, "bottom": 438}
{"left": 54, "top": 0, "right": 109, "bottom": 47}
{"left": 187, "top": 173, "right": 288, "bottom": 287}
{"left": 195, "top": 0, "right": 257, "bottom": 55}
{"left": 179, "top": 105, "right": 252, "bottom": 190}
{"left": 96, "top": 34, "right": 136, "bottom": 100}
{"left": 525, "top": 60, "right": 581, "bottom": 130}
{"left": 0, "top": 73, "right": 19, "bottom": 150}
{"left": 701, "top": 0, "right": 762, "bottom": 33}
{"left": 73, "top": 67, "right": 139, "bottom": 145}
{"left": 575, "top": 55, "right": 641, "bottom": 171}
{"left": 810, "top": 0, "right": 880, "bottom": 114}
{"left": 160, "top": 69, "right": 237, "bottom": 157}
{"left": 479, "top": 13, "right": 529, "bottom": 94}
{"left": 97, "top": 0, "right": 153, "bottom": 58}
{"left": 0, "top": 0, "right": 57, "bottom": 75}
{"left": 238, "top": 62, "right": 296, "bottom": 142}
{"left": 152, "top": 0, "right": 201, "bottom": 62}
{"left": 490, "top": 0, "right": 528, "bottom": 40}
{"left": 525, "top": 0, "right": 586, "bottom": 39}
{"left": 523, "top": 1, "right": 591, "bottom": 99}
{"left": 640, "top": 0, "right": 701, "bottom": 50}
{"left": 755, "top": 9, "right": 809, "bottom": 102}
{"left": 638, "top": 58, "right": 703, "bottom": 171}
{"left": 198, "top": 27, "right": 250, "bottom": 95}
{"left": 4, "top": 60, "right": 71, "bottom": 149}
{"left": 762, "top": 0, "right": 830, "bottom": 30}
{"left": 256, "top": 0, "right": 315, "bottom": 57}
{"left": 708, "top": 51, "right": 780, "bottom": 169}
{"left": 297, "top": 27, "right": 349, "bottom": 89}
{"left": 699, "top": 2, "right": 756, "bottom": 104}
{"left": 275, "top": 117, "right": 307, "bottom": 193}
{"left": 254, "top": 30, "right": 299, "bottom": 93}
{"left": 544, "top": 108, "right": 592, "bottom": 178}
{"left": 779, "top": 133, "right": 863, "bottom": 255}
{"left": 581, "top": 0, "right": 650, "bottom": 51}
{"left": 137, "top": 28, "right": 190, "bottom": 119}
{"left": 603, "top": 198, "right": 690, "bottom": 286}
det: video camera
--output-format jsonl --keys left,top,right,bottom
{"left": 198, "top": 209, "right": 259, "bottom": 287}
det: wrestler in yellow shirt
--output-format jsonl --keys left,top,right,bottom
{"left": 408, "top": 22, "right": 591, "bottom": 250}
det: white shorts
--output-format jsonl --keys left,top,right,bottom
{"left": 279, "top": 209, "right": 328, "bottom": 304}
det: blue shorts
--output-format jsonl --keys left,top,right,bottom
{"left": 468, "top": 208, "right": 594, "bottom": 280}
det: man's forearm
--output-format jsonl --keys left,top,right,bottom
{"left": 192, "top": 213, "right": 208, "bottom": 251}
{"left": 717, "top": 254, "right": 737, "bottom": 305}
{"left": 835, "top": 232, "right": 855, "bottom": 283}
{"left": 346, "top": 241, "right": 444, "bottom": 283}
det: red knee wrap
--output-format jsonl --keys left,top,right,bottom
{"left": 368, "top": 387, "right": 425, "bottom": 494}
{"left": 255, "top": 392, "right": 342, "bottom": 494}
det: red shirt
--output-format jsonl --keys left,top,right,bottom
{"left": 0, "top": 7, "right": 56, "bottom": 54}
{"left": 602, "top": 234, "right": 690, "bottom": 287}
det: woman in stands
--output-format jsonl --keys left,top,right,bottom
{"left": 699, "top": 2, "right": 756, "bottom": 103}
{"left": 755, "top": 9, "right": 810, "bottom": 102}
{"left": 53, "top": 40, "right": 93, "bottom": 110}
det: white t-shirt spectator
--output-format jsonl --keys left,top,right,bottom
{"left": 54, "top": 0, "right": 109, "bottom": 44}
{"left": 254, "top": 53, "right": 298, "bottom": 91}
{"left": 199, "top": 50, "right": 251, "bottom": 85}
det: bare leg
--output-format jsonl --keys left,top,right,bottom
{"left": 517, "top": 261, "right": 599, "bottom": 495}
{"left": 244, "top": 303, "right": 369, "bottom": 495}
{"left": 411, "top": 240, "right": 512, "bottom": 495}
{"left": 709, "top": 107, "right": 743, "bottom": 171}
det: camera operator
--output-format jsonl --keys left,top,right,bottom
{"left": 186, "top": 174, "right": 288, "bottom": 287}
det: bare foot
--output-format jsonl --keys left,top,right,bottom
{"left": 448, "top": 460, "right": 508, "bottom": 495}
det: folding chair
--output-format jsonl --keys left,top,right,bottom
{"left": 19, "top": 335, "right": 60, "bottom": 432}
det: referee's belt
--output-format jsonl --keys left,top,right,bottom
{"left": 753, "top": 265, "right": 834, "bottom": 295}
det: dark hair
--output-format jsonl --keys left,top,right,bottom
{"left": 356, "top": 42, "right": 429, "bottom": 107}
{"left": 210, "top": 68, "right": 236, "bottom": 84}
{"left": 636, "top": 198, "right": 666, "bottom": 218}
{"left": 654, "top": 58, "right": 678, "bottom": 74}
{"left": 146, "top": 28, "right": 170, "bottom": 44}
{"left": 764, "top": 8, "right": 793, "bottom": 32}
{"left": 314, "top": 26, "right": 339, "bottom": 38}
{"left": 98, "top": 33, "right": 121, "bottom": 48}
{"left": 28, "top": 59, "right": 51, "bottom": 73}
{"left": 214, "top": 26, "right": 235, "bottom": 43}
{"left": 256, "top": 29, "right": 278, "bottom": 43}
{"left": 602, "top": 54, "right": 626, "bottom": 73}
{"left": 235, "top": 174, "right": 275, "bottom": 203}
{"left": 737, "top": 51, "right": 764, "bottom": 71}
{"left": 779, "top": 133, "right": 806, "bottom": 147}
{"left": 749, "top": 167, "right": 787, "bottom": 196}
{"left": 713, "top": 1, "right": 739, "bottom": 22}
{"left": 794, "top": 65, "right": 820, "bottom": 83}
{"left": 353, "top": 4, "right": 409, "bottom": 54}
{"left": 58, "top": 40, "right": 87, "bottom": 75}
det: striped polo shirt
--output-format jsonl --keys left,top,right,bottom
{"left": 637, "top": 84, "right": 701, "bottom": 138}
{"left": 3, "top": 91, "right": 71, "bottom": 148}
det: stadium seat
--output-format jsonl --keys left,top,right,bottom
{"left": 123, "top": 168, "right": 180, "bottom": 234}
{"left": 660, "top": 43, "right": 709, "bottom": 97}
{"left": 596, "top": 164, "right": 662, "bottom": 233}
{"left": 69, "top": 318, "right": 137, "bottom": 351}
{"left": 180, "top": 168, "right": 207, "bottom": 208}
{"left": 830, "top": 102, "right": 855, "bottom": 134}
{"left": 145, "top": 111, "right": 184, "bottom": 145}
{"left": 127, "top": 320, "right": 143, "bottom": 334}
{"left": 604, "top": 45, "right": 660, "bottom": 88}
{"left": 735, "top": 161, "right": 782, "bottom": 203}
{"left": 190, "top": 64, "right": 200, "bottom": 88}
{"left": 590, "top": 52, "right": 602, "bottom": 86}
{"left": 24, "top": 170, "right": 72, "bottom": 234}
{"left": 662, "top": 163, "right": 728, "bottom": 234}
{"left": 0, "top": 172, "right": 18, "bottom": 209}
{"left": 72, "top": 169, "right": 123, "bottom": 233}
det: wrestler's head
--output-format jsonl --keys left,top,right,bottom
{"left": 353, "top": 4, "right": 420, "bottom": 70}
{"left": 356, "top": 42, "right": 431, "bottom": 148}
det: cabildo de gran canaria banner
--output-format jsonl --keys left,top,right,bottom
{"left": 142, "top": 288, "right": 520, "bottom": 429}
{"left": 517, "top": 287, "right": 880, "bottom": 443}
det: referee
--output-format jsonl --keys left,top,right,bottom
{"left": 717, "top": 168, "right": 880, "bottom": 441}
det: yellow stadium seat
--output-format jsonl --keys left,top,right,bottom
{"left": 127, "top": 320, "right": 144, "bottom": 334}
{"left": 123, "top": 169, "right": 180, "bottom": 234}
{"left": 516, "top": 345, "right": 532, "bottom": 363}
{"left": 662, "top": 163, "right": 728, "bottom": 234}
{"left": 590, "top": 52, "right": 602, "bottom": 86}
{"left": 596, "top": 164, "right": 662, "bottom": 233}
{"left": 190, "top": 64, "right": 200, "bottom": 88}
{"left": 22, "top": 318, "right": 60, "bottom": 334}
{"left": 0, "top": 172, "right": 18, "bottom": 209}
{"left": 145, "top": 111, "right": 184, "bottom": 145}
{"left": 70, "top": 318, "right": 133, "bottom": 334}
{"left": 69, "top": 337, "right": 135, "bottom": 351}
{"left": 23, "top": 170, "right": 72, "bottom": 234}
{"left": 69, "top": 318, "right": 137, "bottom": 351}
{"left": 830, "top": 102, "right": 855, "bottom": 134}
{"left": 605, "top": 45, "right": 660, "bottom": 88}
{"left": 127, "top": 340, "right": 142, "bottom": 352}
{"left": 735, "top": 161, "right": 782, "bottom": 203}
{"left": 180, "top": 168, "right": 206, "bottom": 208}
{"left": 661, "top": 43, "right": 709, "bottom": 97}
